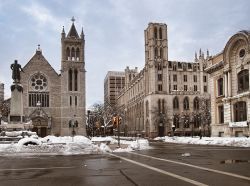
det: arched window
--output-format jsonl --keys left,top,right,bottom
{"left": 158, "top": 64, "right": 162, "bottom": 70}
{"left": 173, "top": 96, "right": 179, "bottom": 109}
{"left": 66, "top": 47, "right": 70, "bottom": 60}
{"left": 146, "top": 101, "right": 149, "bottom": 117}
{"left": 234, "top": 101, "right": 247, "bottom": 122}
{"left": 155, "top": 47, "right": 158, "bottom": 58}
{"left": 173, "top": 64, "right": 177, "bottom": 71}
{"left": 75, "top": 96, "right": 77, "bottom": 106}
{"left": 154, "top": 27, "right": 157, "bottom": 39}
{"left": 238, "top": 70, "right": 249, "bottom": 92}
{"left": 76, "top": 48, "right": 80, "bottom": 61}
{"left": 159, "top": 27, "right": 162, "bottom": 39}
{"left": 183, "top": 97, "right": 189, "bottom": 110}
{"left": 160, "top": 48, "right": 163, "bottom": 58}
{"left": 70, "top": 96, "right": 72, "bottom": 106}
{"left": 74, "top": 69, "right": 78, "bottom": 91}
{"left": 218, "top": 78, "right": 224, "bottom": 96}
{"left": 68, "top": 69, "right": 72, "bottom": 91}
{"left": 28, "top": 73, "right": 49, "bottom": 107}
{"left": 71, "top": 48, "right": 75, "bottom": 60}
{"left": 193, "top": 97, "right": 199, "bottom": 110}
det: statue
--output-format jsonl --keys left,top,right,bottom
{"left": 10, "top": 60, "right": 24, "bottom": 83}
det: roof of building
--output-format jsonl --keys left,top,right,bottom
{"left": 67, "top": 23, "right": 79, "bottom": 38}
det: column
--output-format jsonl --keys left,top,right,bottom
{"left": 224, "top": 73, "right": 228, "bottom": 97}
{"left": 72, "top": 70, "right": 75, "bottom": 92}
{"left": 228, "top": 72, "right": 231, "bottom": 97}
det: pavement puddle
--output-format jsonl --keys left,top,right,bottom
{"left": 220, "top": 159, "right": 250, "bottom": 164}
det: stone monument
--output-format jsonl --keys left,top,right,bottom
{"left": 9, "top": 60, "right": 24, "bottom": 124}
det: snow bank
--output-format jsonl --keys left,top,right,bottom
{"left": 91, "top": 136, "right": 117, "bottom": 144}
{"left": 18, "top": 137, "right": 42, "bottom": 146}
{"left": 5, "top": 131, "right": 23, "bottom": 137}
{"left": 99, "top": 143, "right": 112, "bottom": 152}
{"left": 113, "top": 139, "right": 151, "bottom": 153}
{"left": 161, "top": 136, "right": 250, "bottom": 147}
{"left": 41, "top": 135, "right": 92, "bottom": 144}
{"left": 0, "top": 135, "right": 151, "bottom": 156}
{"left": 130, "top": 139, "right": 151, "bottom": 150}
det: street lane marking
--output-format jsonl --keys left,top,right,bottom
{"left": 0, "top": 166, "right": 76, "bottom": 171}
{"left": 108, "top": 153, "right": 208, "bottom": 186}
{"left": 129, "top": 152, "right": 250, "bottom": 181}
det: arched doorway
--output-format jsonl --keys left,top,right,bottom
{"left": 158, "top": 124, "right": 164, "bottom": 137}
{"left": 146, "top": 119, "right": 150, "bottom": 137}
{"left": 32, "top": 117, "right": 48, "bottom": 137}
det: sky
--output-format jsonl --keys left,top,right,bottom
{"left": 0, "top": 0, "right": 249, "bottom": 108}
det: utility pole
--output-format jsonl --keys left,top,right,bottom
{"left": 118, "top": 116, "right": 121, "bottom": 148}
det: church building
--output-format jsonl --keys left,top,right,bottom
{"left": 20, "top": 18, "right": 86, "bottom": 137}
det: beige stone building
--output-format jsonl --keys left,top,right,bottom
{"left": 19, "top": 19, "right": 86, "bottom": 137}
{"left": 114, "top": 23, "right": 211, "bottom": 138}
{"left": 206, "top": 30, "right": 250, "bottom": 137}
{"left": 104, "top": 71, "right": 125, "bottom": 107}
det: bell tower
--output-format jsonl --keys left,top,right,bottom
{"left": 60, "top": 17, "right": 86, "bottom": 136}
{"left": 144, "top": 23, "right": 169, "bottom": 94}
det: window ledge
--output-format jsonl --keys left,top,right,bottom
{"left": 229, "top": 121, "right": 248, "bottom": 128}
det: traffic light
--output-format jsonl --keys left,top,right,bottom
{"left": 112, "top": 116, "right": 117, "bottom": 128}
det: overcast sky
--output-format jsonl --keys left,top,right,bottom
{"left": 0, "top": 0, "right": 249, "bottom": 108}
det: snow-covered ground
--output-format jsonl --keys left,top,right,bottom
{"left": 155, "top": 136, "right": 250, "bottom": 148}
{"left": 0, "top": 136, "right": 151, "bottom": 156}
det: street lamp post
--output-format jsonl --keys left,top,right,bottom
{"left": 0, "top": 113, "right": 2, "bottom": 125}
{"left": 69, "top": 115, "right": 77, "bottom": 142}
{"left": 171, "top": 124, "right": 175, "bottom": 137}
{"left": 87, "top": 110, "right": 90, "bottom": 136}
{"left": 118, "top": 116, "right": 121, "bottom": 148}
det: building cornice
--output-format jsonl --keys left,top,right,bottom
{"left": 205, "top": 61, "right": 224, "bottom": 74}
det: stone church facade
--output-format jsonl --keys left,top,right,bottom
{"left": 20, "top": 20, "right": 86, "bottom": 137}
{"left": 206, "top": 30, "right": 250, "bottom": 137}
{"left": 116, "top": 23, "right": 211, "bottom": 138}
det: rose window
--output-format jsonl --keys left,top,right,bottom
{"left": 30, "top": 73, "right": 48, "bottom": 91}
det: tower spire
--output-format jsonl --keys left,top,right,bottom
{"left": 67, "top": 17, "right": 79, "bottom": 38}
{"left": 71, "top": 16, "right": 75, "bottom": 23}
{"left": 81, "top": 27, "right": 84, "bottom": 38}
{"left": 61, "top": 26, "right": 65, "bottom": 38}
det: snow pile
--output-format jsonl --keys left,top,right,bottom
{"left": 99, "top": 143, "right": 112, "bottom": 152}
{"left": 113, "top": 139, "right": 151, "bottom": 153}
{"left": 42, "top": 135, "right": 92, "bottom": 144}
{"left": 0, "top": 135, "right": 97, "bottom": 155}
{"left": 0, "top": 135, "right": 151, "bottom": 155}
{"left": 18, "top": 137, "right": 41, "bottom": 146}
{"left": 91, "top": 136, "right": 117, "bottom": 144}
{"left": 161, "top": 136, "right": 250, "bottom": 147}
{"left": 130, "top": 139, "right": 151, "bottom": 150}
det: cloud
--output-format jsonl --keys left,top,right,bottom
{"left": 20, "top": 1, "right": 66, "bottom": 33}
{"left": 0, "top": 0, "right": 250, "bottom": 107}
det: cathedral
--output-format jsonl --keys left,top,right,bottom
{"left": 19, "top": 18, "right": 86, "bottom": 137}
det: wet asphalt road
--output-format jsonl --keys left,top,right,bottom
{"left": 0, "top": 142, "right": 250, "bottom": 186}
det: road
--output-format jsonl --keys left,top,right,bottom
{"left": 0, "top": 142, "right": 249, "bottom": 186}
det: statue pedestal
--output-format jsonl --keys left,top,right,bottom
{"left": 9, "top": 83, "right": 24, "bottom": 123}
